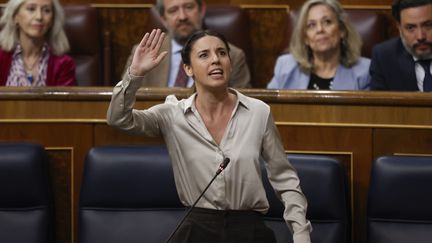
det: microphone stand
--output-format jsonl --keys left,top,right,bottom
{"left": 165, "top": 158, "right": 230, "bottom": 243}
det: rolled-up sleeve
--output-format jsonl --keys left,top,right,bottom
{"left": 106, "top": 75, "right": 161, "bottom": 137}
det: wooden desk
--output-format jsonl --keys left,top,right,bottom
{"left": 1, "top": 87, "right": 431, "bottom": 243}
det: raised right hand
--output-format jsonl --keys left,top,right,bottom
{"left": 129, "top": 29, "right": 168, "bottom": 76}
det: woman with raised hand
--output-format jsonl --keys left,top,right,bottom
{"left": 107, "top": 28, "right": 311, "bottom": 243}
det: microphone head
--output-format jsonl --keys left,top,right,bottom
{"left": 216, "top": 158, "right": 230, "bottom": 175}
{"left": 221, "top": 158, "right": 230, "bottom": 169}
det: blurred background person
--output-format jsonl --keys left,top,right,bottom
{"left": 0, "top": 0, "right": 75, "bottom": 86}
{"left": 267, "top": 0, "right": 370, "bottom": 90}
{"left": 370, "top": 0, "right": 432, "bottom": 91}
{"left": 122, "top": 0, "right": 251, "bottom": 88}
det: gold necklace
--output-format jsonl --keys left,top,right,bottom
{"left": 23, "top": 55, "right": 39, "bottom": 72}
{"left": 23, "top": 54, "right": 40, "bottom": 83}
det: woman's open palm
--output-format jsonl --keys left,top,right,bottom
{"left": 129, "top": 29, "right": 168, "bottom": 76}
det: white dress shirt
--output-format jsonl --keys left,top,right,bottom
{"left": 414, "top": 56, "right": 432, "bottom": 92}
{"left": 107, "top": 75, "right": 312, "bottom": 243}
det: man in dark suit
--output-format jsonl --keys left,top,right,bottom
{"left": 370, "top": 0, "right": 432, "bottom": 91}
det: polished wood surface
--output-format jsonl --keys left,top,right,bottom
{"left": 1, "top": 87, "right": 431, "bottom": 243}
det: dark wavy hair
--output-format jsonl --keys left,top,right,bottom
{"left": 392, "top": 0, "right": 432, "bottom": 22}
{"left": 181, "top": 29, "right": 230, "bottom": 65}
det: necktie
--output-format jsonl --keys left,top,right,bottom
{"left": 174, "top": 61, "right": 188, "bottom": 87}
{"left": 418, "top": 59, "right": 432, "bottom": 92}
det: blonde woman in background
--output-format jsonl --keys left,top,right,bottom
{"left": 267, "top": 0, "right": 370, "bottom": 90}
{"left": 0, "top": 0, "right": 76, "bottom": 86}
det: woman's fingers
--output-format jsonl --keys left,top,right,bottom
{"left": 147, "top": 29, "right": 157, "bottom": 48}
{"left": 150, "top": 29, "right": 162, "bottom": 50}
{"left": 138, "top": 29, "right": 165, "bottom": 53}
{"left": 138, "top": 32, "right": 150, "bottom": 48}
{"left": 155, "top": 31, "right": 166, "bottom": 53}
{"left": 155, "top": 51, "right": 168, "bottom": 64}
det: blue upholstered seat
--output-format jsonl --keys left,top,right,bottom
{"left": 0, "top": 143, "right": 52, "bottom": 243}
{"left": 78, "top": 145, "right": 184, "bottom": 243}
{"left": 262, "top": 154, "right": 350, "bottom": 243}
{"left": 367, "top": 155, "right": 432, "bottom": 243}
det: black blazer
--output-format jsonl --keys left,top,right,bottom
{"left": 370, "top": 37, "right": 419, "bottom": 91}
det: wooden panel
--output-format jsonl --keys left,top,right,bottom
{"left": 98, "top": 7, "right": 153, "bottom": 85}
{"left": 46, "top": 149, "right": 73, "bottom": 243}
{"left": 271, "top": 103, "right": 432, "bottom": 126}
{"left": 374, "top": 128, "right": 432, "bottom": 158}
{"left": 247, "top": 7, "right": 288, "bottom": 87}
{"left": 278, "top": 126, "right": 372, "bottom": 243}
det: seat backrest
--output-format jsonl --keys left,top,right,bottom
{"left": 0, "top": 143, "right": 52, "bottom": 243}
{"left": 78, "top": 145, "right": 184, "bottom": 243}
{"left": 280, "top": 9, "right": 394, "bottom": 58}
{"left": 367, "top": 155, "right": 432, "bottom": 243}
{"left": 262, "top": 154, "right": 350, "bottom": 243}
{"left": 344, "top": 10, "right": 394, "bottom": 58}
{"left": 148, "top": 4, "right": 252, "bottom": 70}
{"left": 64, "top": 5, "right": 107, "bottom": 86}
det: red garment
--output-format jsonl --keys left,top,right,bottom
{"left": 0, "top": 48, "right": 76, "bottom": 86}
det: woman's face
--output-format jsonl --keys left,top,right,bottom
{"left": 304, "top": 4, "right": 344, "bottom": 55}
{"left": 15, "top": 0, "right": 53, "bottom": 40}
{"left": 184, "top": 35, "right": 232, "bottom": 89}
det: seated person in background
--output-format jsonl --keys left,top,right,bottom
{"left": 267, "top": 0, "right": 370, "bottom": 90}
{"left": 122, "top": 0, "right": 251, "bottom": 88}
{"left": 0, "top": 0, "right": 76, "bottom": 86}
{"left": 370, "top": 0, "right": 432, "bottom": 91}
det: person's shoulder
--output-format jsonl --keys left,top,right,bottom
{"left": 164, "top": 94, "right": 194, "bottom": 110}
{"left": 0, "top": 48, "right": 13, "bottom": 58}
{"left": 353, "top": 57, "right": 371, "bottom": 69}
{"left": 349, "top": 57, "right": 371, "bottom": 80}
{"left": 49, "top": 50, "right": 74, "bottom": 62}
{"left": 235, "top": 90, "right": 270, "bottom": 111}
{"left": 227, "top": 42, "right": 245, "bottom": 58}
{"left": 227, "top": 42, "right": 241, "bottom": 51}
{"left": 48, "top": 50, "right": 76, "bottom": 70}
{"left": 274, "top": 53, "right": 299, "bottom": 71}
{"left": 276, "top": 53, "right": 297, "bottom": 63}
{"left": 373, "top": 37, "right": 401, "bottom": 53}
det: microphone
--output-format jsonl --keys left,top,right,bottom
{"left": 165, "top": 157, "right": 230, "bottom": 243}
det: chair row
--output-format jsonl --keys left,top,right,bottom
{"left": 1, "top": 143, "right": 430, "bottom": 243}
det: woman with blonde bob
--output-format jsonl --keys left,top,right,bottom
{"left": 0, "top": 0, "right": 76, "bottom": 86}
{"left": 267, "top": 0, "right": 370, "bottom": 90}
